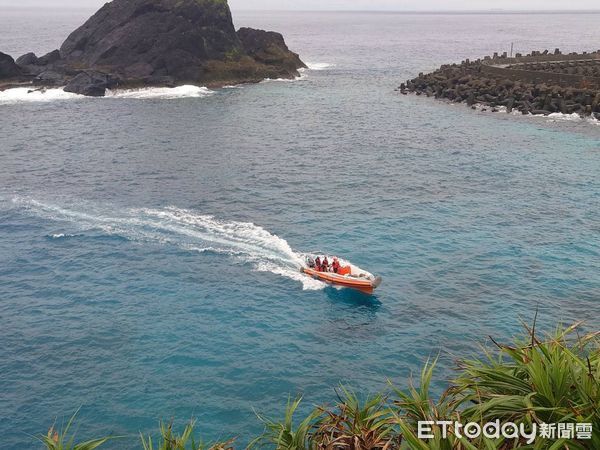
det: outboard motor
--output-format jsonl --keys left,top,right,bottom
{"left": 306, "top": 256, "right": 315, "bottom": 268}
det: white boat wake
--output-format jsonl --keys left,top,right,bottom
{"left": 12, "top": 198, "right": 325, "bottom": 290}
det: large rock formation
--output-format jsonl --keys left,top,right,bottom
{"left": 237, "top": 27, "right": 305, "bottom": 78}
{"left": 64, "top": 71, "right": 119, "bottom": 97}
{"left": 0, "top": 52, "right": 21, "bottom": 79}
{"left": 1, "top": 0, "right": 305, "bottom": 96}
{"left": 59, "top": 0, "right": 243, "bottom": 83}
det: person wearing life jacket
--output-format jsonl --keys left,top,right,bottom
{"left": 322, "top": 256, "right": 329, "bottom": 272}
{"left": 332, "top": 257, "right": 340, "bottom": 273}
{"left": 314, "top": 256, "right": 322, "bottom": 271}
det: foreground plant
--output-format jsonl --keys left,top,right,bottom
{"left": 453, "top": 321, "right": 600, "bottom": 449}
{"left": 312, "top": 386, "right": 397, "bottom": 449}
{"left": 390, "top": 320, "right": 599, "bottom": 449}
{"left": 390, "top": 359, "right": 506, "bottom": 449}
{"left": 252, "top": 396, "right": 321, "bottom": 450}
{"left": 38, "top": 408, "right": 112, "bottom": 450}
{"left": 140, "top": 420, "right": 235, "bottom": 450}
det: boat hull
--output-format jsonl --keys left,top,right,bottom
{"left": 302, "top": 267, "right": 381, "bottom": 294}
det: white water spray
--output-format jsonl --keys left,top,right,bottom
{"left": 13, "top": 198, "right": 325, "bottom": 290}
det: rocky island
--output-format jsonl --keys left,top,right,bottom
{"left": 0, "top": 0, "right": 305, "bottom": 96}
{"left": 400, "top": 49, "right": 600, "bottom": 119}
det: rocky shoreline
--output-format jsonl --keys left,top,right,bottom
{"left": 399, "top": 49, "right": 600, "bottom": 119}
{"left": 0, "top": 0, "right": 305, "bottom": 97}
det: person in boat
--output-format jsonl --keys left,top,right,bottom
{"left": 314, "top": 256, "right": 322, "bottom": 271}
{"left": 322, "top": 256, "right": 329, "bottom": 272}
{"left": 332, "top": 257, "right": 340, "bottom": 273}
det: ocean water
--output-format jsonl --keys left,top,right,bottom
{"left": 1, "top": 8, "right": 599, "bottom": 449}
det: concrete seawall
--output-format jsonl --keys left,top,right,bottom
{"left": 481, "top": 52, "right": 600, "bottom": 89}
{"left": 402, "top": 49, "right": 600, "bottom": 117}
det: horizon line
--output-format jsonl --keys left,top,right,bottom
{"left": 1, "top": 5, "right": 600, "bottom": 13}
{"left": 236, "top": 9, "right": 600, "bottom": 13}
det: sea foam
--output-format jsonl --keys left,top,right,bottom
{"left": 471, "top": 102, "right": 599, "bottom": 125}
{"left": 542, "top": 112, "right": 600, "bottom": 125}
{"left": 261, "top": 62, "right": 334, "bottom": 83}
{"left": 304, "top": 62, "right": 334, "bottom": 71}
{"left": 0, "top": 85, "right": 214, "bottom": 104}
{"left": 0, "top": 87, "right": 84, "bottom": 104}
{"left": 262, "top": 73, "right": 308, "bottom": 83}
{"left": 106, "top": 85, "right": 214, "bottom": 99}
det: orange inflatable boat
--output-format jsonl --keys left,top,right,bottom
{"left": 301, "top": 256, "right": 382, "bottom": 294}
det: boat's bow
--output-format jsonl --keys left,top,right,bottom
{"left": 372, "top": 276, "right": 383, "bottom": 289}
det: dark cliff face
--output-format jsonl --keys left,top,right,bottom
{"left": 1, "top": 0, "right": 305, "bottom": 95}
{"left": 59, "top": 0, "right": 242, "bottom": 82}
{"left": 237, "top": 27, "right": 306, "bottom": 77}
{"left": 0, "top": 52, "right": 21, "bottom": 79}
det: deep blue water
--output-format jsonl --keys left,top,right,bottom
{"left": 1, "top": 9, "right": 600, "bottom": 449}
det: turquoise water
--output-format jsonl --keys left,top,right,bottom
{"left": 1, "top": 10, "right": 600, "bottom": 449}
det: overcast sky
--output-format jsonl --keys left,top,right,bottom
{"left": 0, "top": 0, "right": 598, "bottom": 10}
